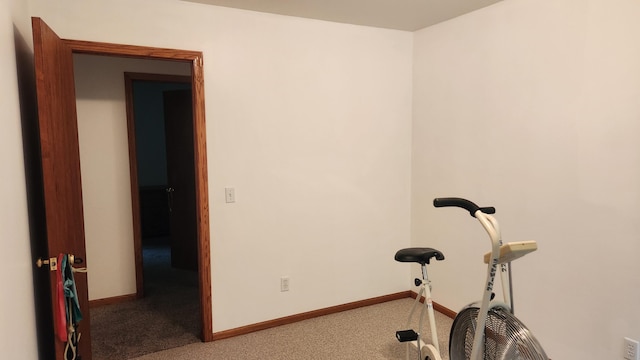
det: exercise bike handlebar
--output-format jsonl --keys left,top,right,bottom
{"left": 433, "top": 197, "right": 495, "bottom": 217}
{"left": 433, "top": 197, "right": 505, "bottom": 360}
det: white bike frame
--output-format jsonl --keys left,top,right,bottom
{"left": 469, "top": 210, "right": 512, "bottom": 360}
{"left": 404, "top": 264, "right": 442, "bottom": 360}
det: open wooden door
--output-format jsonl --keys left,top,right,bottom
{"left": 32, "top": 17, "right": 92, "bottom": 359}
{"left": 164, "top": 89, "right": 198, "bottom": 271}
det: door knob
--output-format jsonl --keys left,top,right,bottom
{"left": 36, "top": 256, "right": 58, "bottom": 270}
{"left": 166, "top": 187, "right": 175, "bottom": 212}
{"left": 36, "top": 254, "right": 83, "bottom": 271}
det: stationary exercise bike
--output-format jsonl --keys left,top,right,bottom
{"left": 395, "top": 197, "right": 548, "bottom": 360}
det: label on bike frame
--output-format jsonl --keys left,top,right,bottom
{"left": 486, "top": 258, "right": 498, "bottom": 291}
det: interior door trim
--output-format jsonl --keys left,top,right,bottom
{"left": 64, "top": 39, "right": 213, "bottom": 342}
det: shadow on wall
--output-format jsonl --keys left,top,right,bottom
{"left": 14, "top": 24, "right": 56, "bottom": 359}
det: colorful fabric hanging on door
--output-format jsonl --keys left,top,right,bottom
{"left": 54, "top": 254, "right": 84, "bottom": 360}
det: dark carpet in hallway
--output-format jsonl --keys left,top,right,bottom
{"left": 90, "top": 245, "right": 200, "bottom": 359}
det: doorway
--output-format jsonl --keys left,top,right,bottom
{"left": 73, "top": 56, "right": 209, "bottom": 358}
{"left": 123, "top": 73, "right": 198, "bottom": 293}
{"left": 87, "top": 73, "right": 201, "bottom": 358}
{"left": 63, "top": 41, "right": 213, "bottom": 344}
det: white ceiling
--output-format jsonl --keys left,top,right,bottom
{"left": 183, "top": 0, "right": 502, "bottom": 31}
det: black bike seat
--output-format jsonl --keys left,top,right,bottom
{"left": 394, "top": 247, "right": 445, "bottom": 265}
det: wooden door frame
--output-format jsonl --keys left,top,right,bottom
{"left": 64, "top": 39, "right": 213, "bottom": 342}
{"left": 123, "top": 72, "right": 192, "bottom": 296}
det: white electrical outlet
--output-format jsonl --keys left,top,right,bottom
{"left": 624, "top": 337, "right": 639, "bottom": 360}
{"left": 280, "top": 276, "right": 290, "bottom": 292}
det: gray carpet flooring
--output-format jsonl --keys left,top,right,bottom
{"left": 91, "top": 245, "right": 453, "bottom": 359}
{"left": 130, "top": 297, "right": 453, "bottom": 360}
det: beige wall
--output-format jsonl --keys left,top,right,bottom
{"left": 0, "top": 0, "right": 38, "bottom": 358}
{"left": 412, "top": 0, "right": 640, "bottom": 358}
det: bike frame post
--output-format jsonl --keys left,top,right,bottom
{"left": 421, "top": 265, "right": 440, "bottom": 356}
{"left": 470, "top": 211, "right": 501, "bottom": 360}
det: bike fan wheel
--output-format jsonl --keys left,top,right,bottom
{"left": 449, "top": 306, "right": 548, "bottom": 360}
